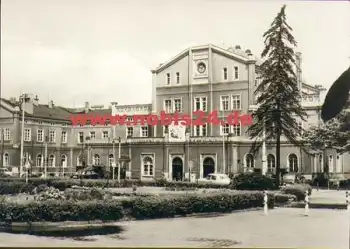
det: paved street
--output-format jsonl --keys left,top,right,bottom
{"left": 0, "top": 208, "right": 348, "bottom": 248}
{"left": 310, "top": 189, "right": 348, "bottom": 204}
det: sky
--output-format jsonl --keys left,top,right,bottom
{"left": 1, "top": 0, "right": 349, "bottom": 108}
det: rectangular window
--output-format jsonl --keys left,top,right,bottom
{"left": 24, "top": 128, "right": 31, "bottom": 141}
{"left": 195, "top": 97, "right": 201, "bottom": 111}
{"left": 127, "top": 127, "right": 134, "bottom": 137}
{"left": 174, "top": 99, "right": 182, "bottom": 112}
{"left": 4, "top": 128, "right": 10, "bottom": 141}
{"left": 232, "top": 123, "right": 241, "bottom": 136}
{"left": 78, "top": 132, "right": 84, "bottom": 143}
{"left": 201, "top": 97, "right": 207, "bottom": 112}
{"left": 163, "top": 125, "right": 168, "bottom": 136}
{"left": 49, "top": 130, "right": 56, "bottom": 143}
{"left": 166, "top": 73, "right": 171, "bottom": 84}
{"left": 231, "top": 94, "right": 241, "bottom": 110}
{"left": 221, "top": 124, "right": 230, "bottom": 135}
{"left": 194, "top": 97, "right": 207, "bottom": 111}
{"left": 102, "top": 131, "right": 109, "bottom": 139}
{"left": 61, "top": 131, "right": 68, "bottom": 143}
{"left": 176, "top": 72, "right": 180, "bottom": 84}
{"left": 223, "top": 67, "right": 228, "bottom": 80}
{"left": 37, "top": 129, "right": 44, "bottom": 142}
{"left": 164, "top": 99, "right": 172, "bottom": 113}
{"left": 234, "top": 66, "right": 239, "bottom": 80}
{"left": 194, "top": 125, "right": 207, "bottom": 137}
{"left": 141, "top": 126, "right": 148, "bottom": 137}
{"left": 90, "top": 131, "right": 96, "bottom": 140}
{"left": 221, "top": 96, "right": 229, "bottom": 111}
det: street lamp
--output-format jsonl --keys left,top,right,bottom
{"left": 185, "top": 128, "right": 191, "bottom": 182}
{"left": 18, "top": 94, "right": 30, "bottom": 177}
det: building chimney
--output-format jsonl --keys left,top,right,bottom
{"left": 33, "top": 95, "right": 39, "bottom": 106}
{"left": 235, "top": 45, "right": 241, "bottom": 50}
{"left": 48, "top": 100, "right": 54, "bottom": 108}
{"left": 84, "top": 101, "right": 90, "bottom": 113}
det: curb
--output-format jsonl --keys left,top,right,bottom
{"left": 284, "top": 202, "right": 347, "bottom": 210}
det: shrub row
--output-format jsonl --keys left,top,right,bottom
{"left": 280, "top": 184, "right": 312, "bottom": 201}
{"left": 0, "top": 173, "right": 278, "bottom": 195}
{"left": 0, "top": 191, "right": 294, "bottom": 223}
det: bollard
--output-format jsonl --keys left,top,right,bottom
{"left": 346, "top": 191, "right": 349, "bottom": 211}
{"left": 263, "top": 191, "right": 268, "bottom": 215}
{"left": 304, "top": 190, "right": 309, "bottom": 216}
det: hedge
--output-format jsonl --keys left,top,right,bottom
{"left": 0, "top": 191, "right": 292, "bottom": 223}
{"left": 232, "top": 173, "right": 277, "bottom": 190}
{"left": 280, "top": 184, "right": 312, "bottom": 201}
{"left": 0, "top": 175, "right": 278, "bottom": 195}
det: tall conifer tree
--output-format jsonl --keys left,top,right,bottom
{"left": 247, "top": 5, "right": 307, "bottom": 186}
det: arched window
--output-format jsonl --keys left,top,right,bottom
{"left": 245, "top": 154, "right": 254, "bottom": 171}
{"left": 288, "top": 154, "right": 298, "bottom": 172}
{"left": 36, "top": 154, "right": 43, "bottom": 167}
{"left": 142, "top": 156, "right": 154, "bottom": 176}
{"left": 328, "top": 155, "right": 333, "bottom": 173}
{"left": 93, "top": 154, "right": 100, "bottom": 165}
{"left": 267, "top": 154, "right": 275, "bottom": 172}
{"left": 48, "top": 155, "right": 55, "bottom": 167}
{"left": 108, "top": 154, "right": 114, "bottom": 167}
{"left": 3, "top": 153, "right": 9, "bottom": 166}
{"left": 61, "top": 155, "right": 67, "bottom": 167}
{"left": 319, "top": 154, "right": 324, "bottom": 172}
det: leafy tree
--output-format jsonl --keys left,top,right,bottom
{"left": 247, "top": 5, "right": 307, "bottom": 186}
{"left": 303, "top": 108, "right": 350, "bottom": 152}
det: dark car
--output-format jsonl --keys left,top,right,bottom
{"left": 70, "top": 169, "right": 100, "bottom": 179}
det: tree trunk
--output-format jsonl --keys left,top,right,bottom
{"left": 276, "top": 130, "right": 281, "bottom": 187}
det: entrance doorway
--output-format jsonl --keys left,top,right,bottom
{"left": 172, "top": 157, "right": 183, "bottom": 181}
{"left": 203, "top": 157, "right": 215, "bottom": 178}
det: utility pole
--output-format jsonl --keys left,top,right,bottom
{"left": 118, "top": 137, "right": 121, "bottom": 182}
{"left": 112, "top": 139, "right": 115, "bottom": 180}
{"left": 222, "top": 110, "right": 226, "bottom": 174}
{"left": 1, "top": 128, "right": 4, "bottom": 167}
{"left": 19, "top": 94, "right": 27, "bottom": 178}
{"left": 44, "top": 135, "right": 48, "bottom": 178}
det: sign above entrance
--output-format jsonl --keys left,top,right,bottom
{"left": 168, "top": 122, "right": 186, "bottom": 142}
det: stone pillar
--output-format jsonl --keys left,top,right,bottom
{"left": 247, "top": 54, "right": 256, "bottom": 106}
{"left": 70, "top": 148, "right": 73, "bottom": 173}
{"left": 163, "top": 134, "right": 169, "bottom": 180}
{"left": 127, "top": 140, "right": 132, "bottom": 179}
{"left": 232, "top": 144, "right": 238, "bottom": 173}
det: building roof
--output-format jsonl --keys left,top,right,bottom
{"left": 0, "top": 98, "right": 112, "bottom": 122}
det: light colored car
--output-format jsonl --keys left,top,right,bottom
{"left": 0, "top": 168, "right": 12, "bottom": 177}
{"left": 197, "top": 173, "right": 231, "bottom": 186}
{"left": 283, "top": 173, "right": 296, "bottom": 184}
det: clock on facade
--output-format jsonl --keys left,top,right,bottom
{"left": 197, "top": 62, "right": 206, "bottom": 74}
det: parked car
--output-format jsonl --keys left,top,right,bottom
{"left": 21, "top": 172, "right": 45, "bottom": 178}
{"left": 0, "top": 168, "right": 12, "bottom": 177}
{"left": 283, "top": 173, "right": 296, "bottom": 184}
{"left": 197, "top": 173, "right": 231, "bottom": 186}
{"left": 70, "top": 169, "right": 100, "bottom": 179}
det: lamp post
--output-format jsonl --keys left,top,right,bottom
{"left": 185, "top": 129, "right": 191, "bottom": 182}
{"left": 19, "top": 94, "right": 30, "bottom": 178}
{"left": 44, "top": 135, "right": 48, "bottom": 178}
{"left": 117, "top": 137, "right": 121, "bottom": 183}
{"left": 85, "top": 136, "right": 90, "bottom": 166}
{"left": 112, "top": 139, "right": 116, "bottom": 180}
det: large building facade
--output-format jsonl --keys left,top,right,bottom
{"left": 0, "top": 44, "right": 345, "bottom": 180}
